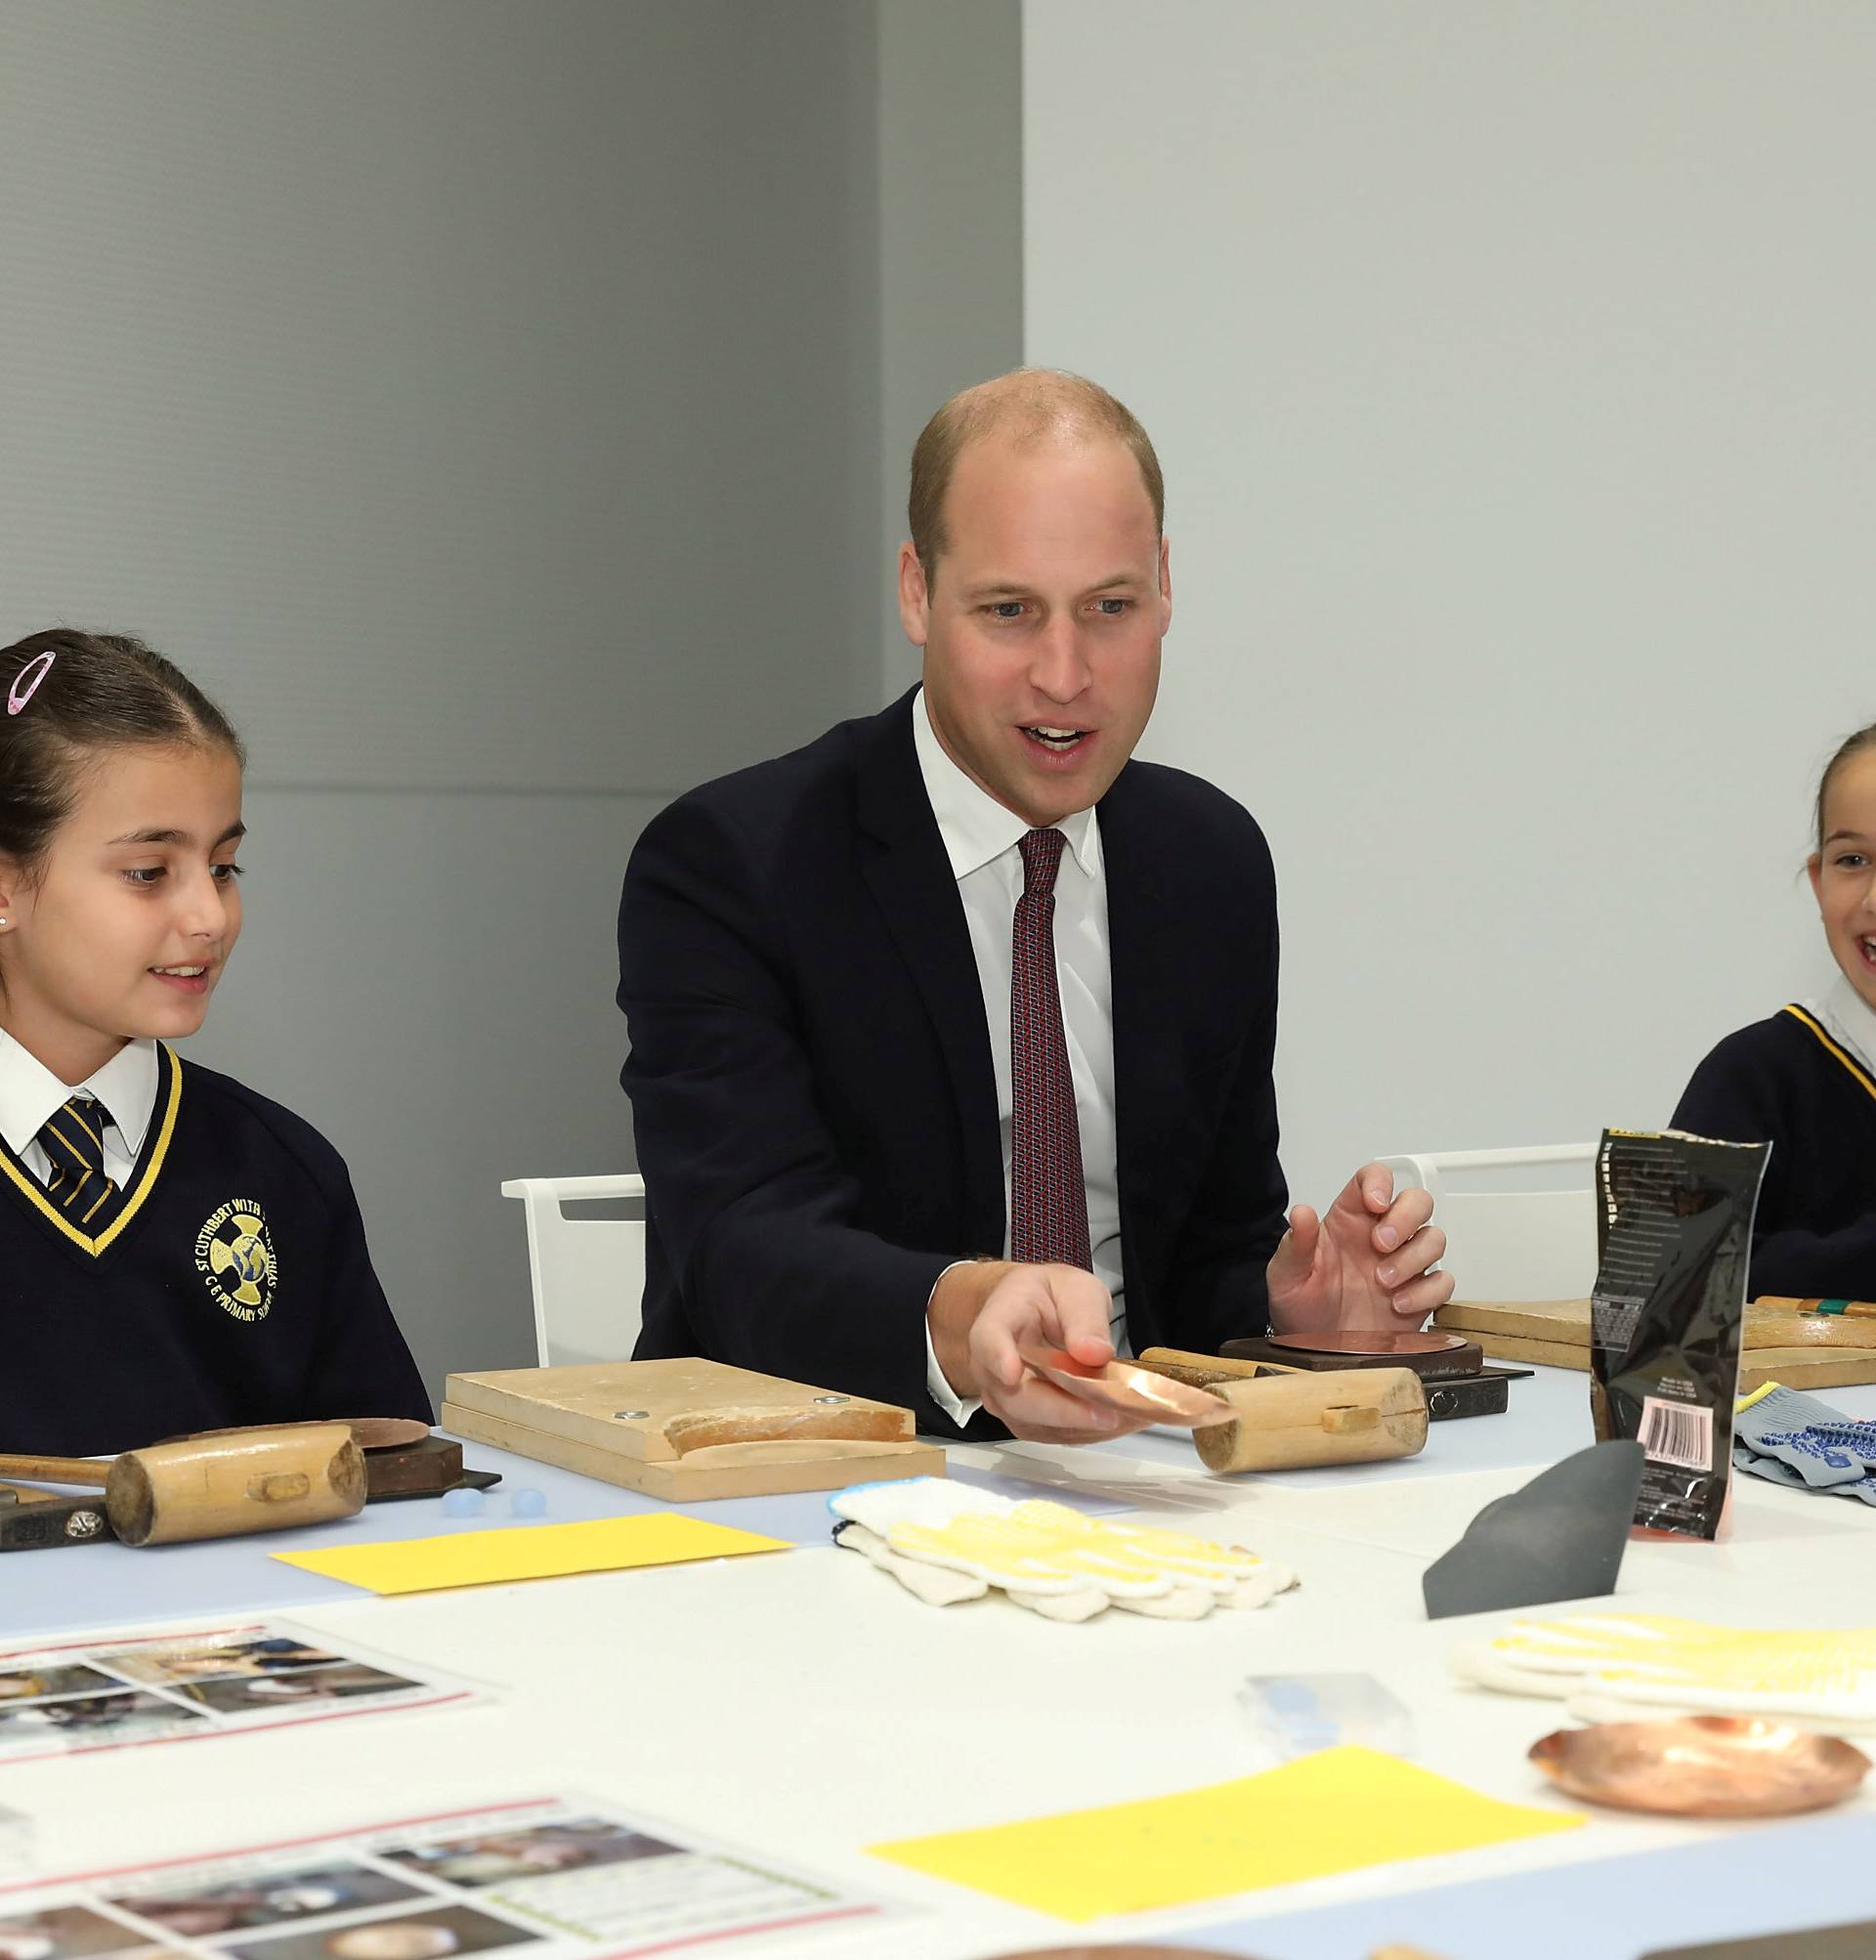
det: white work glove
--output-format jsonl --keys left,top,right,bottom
{"left": 1450, "top": 1612, "right": 1876, "bottom": 1730}
{"left": 830, "top": 1478, "right": 1295, "bottom": 1622}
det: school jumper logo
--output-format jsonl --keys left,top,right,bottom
{"left": 194, "top": 1200, "right": 278, "bottom": 1322}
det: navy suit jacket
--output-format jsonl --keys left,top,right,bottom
{"left": 617, "top": 690, "right": 1289, "bottom": 1436}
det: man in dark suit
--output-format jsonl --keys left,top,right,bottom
{"left": 618, "top": 370, "right": 1450, "bottom": 1440}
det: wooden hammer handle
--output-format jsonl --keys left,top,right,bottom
{"left": 1757, "top": 1295, "right": 1876, "bottom": 1320}
{"left": 0, "top": 1454, "right": 109, "bottom": 1489}
{"left": 1134, "top": 1346, "right": 1285, "bottom": 1385}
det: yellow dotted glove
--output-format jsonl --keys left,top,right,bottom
{"left": 831, "top": 1478, "right": 1295, "bottom": 1621}
{"left": 1451, "top": 1613, "right": 1876, "bottom": 1726}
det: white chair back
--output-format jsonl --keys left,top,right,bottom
{"left": 1378, "top": 1143, "right": 1599, "bottom": 1300}
{"left": 500, "top": 1173, "right": 647, "bottom": 1367}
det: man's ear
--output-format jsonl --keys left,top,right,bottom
{"left": 1157, "top": 533, "right": 1172, "bottom": 633}
{"left": 897, "top": 542, "right": 931, "bottom": 648}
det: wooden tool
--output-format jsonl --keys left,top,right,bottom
{"left": 0, "top": 1425, "right": 366, "bottom": 1546}
{"left": 155, "top": 1421, "right": 494, "bottom": 1503}
{"left": 1197, "top": 1368, "right": 1427, "bottom": 1473}
{"left": 1139, "top": 1343, "right": 1520, "bottom": 1422}
{"left": 161, "top": 1416, "right": 431, "bottom": 1451}
{"left": 1127, "top": 1355, "right": 1428, "bottom": 1473}
{"left": 443, "top": 1358, "right": 945, "bottom": 1500}
{"left": 1759, "top": 1297, "right": 1876, "bottom": 1320}
{"left": 1133, "top": 1347, "right": 1276, "bottom": 1388}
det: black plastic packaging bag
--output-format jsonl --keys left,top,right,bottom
{"left": 1589, "top": 1128, "right": 1770, "bottom": 1540}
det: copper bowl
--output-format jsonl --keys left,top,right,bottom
{"left": 1530, "top": 1715, "right": 1871, "bottom": 1817}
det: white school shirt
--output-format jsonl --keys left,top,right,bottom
{"left": 0, "top": 1033, "right": 159, "bottom": 1189}
{"left": 912, "top": 689, "right": 1126, "bottom": 1424}
{"left": 1807, "top": 976, "right": 1876, "bottom": 1079}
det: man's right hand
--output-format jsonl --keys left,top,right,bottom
{"left": 926, "top": 1259, "right": 1150, "bottom": 1443}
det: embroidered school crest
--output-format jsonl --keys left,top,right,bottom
{"left": 194, "top": 1199, "right": 278, "bottom": 1322}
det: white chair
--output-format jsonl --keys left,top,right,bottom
{"left": 500, "top": 1173, "right": 648, "bottom": 1367}
{"left": 1377, "top": 1143, "right": 1599, "bottom": 1300}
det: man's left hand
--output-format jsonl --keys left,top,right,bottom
{"left": 1265, "top": 1164, "right": 1452, "bottom": 1336}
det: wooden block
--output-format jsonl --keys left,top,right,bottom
{"left": 1436, "top": 1300, "right": 1591, "bottom": 1345}
{"left": 1456, "top": 1332, "right": 1593, "bottom": 1372}
{"left": 1438, "top": 1298, "right": 1861, "bottom": 1341}
{"left": 441, "top": 1357, "right": 945, "bottom": 1500}
{"left": 1742, "top": 1308, "right": 1876, "bottom": 1351}
{"left": 1738, "top": 1347, "right": 1876, "bottom": 1392}
{"left": 1439, "top": 1299, "right": 1876, "bottom": 1373}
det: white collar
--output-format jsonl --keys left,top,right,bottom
{"left": 1809, "top": 976, "right": 1876, "bottom": 1078}
{"left": 911, "top": 688, "right": 1101, "bottom": 882}
{"left": 0, "top": 1033, "right": 161, "bottom": 1162}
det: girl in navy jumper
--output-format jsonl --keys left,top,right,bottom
{"left": 1673, "top": 723, "right": 1876, "bottom": 1300}
{"left": 0, "top": 629, "right": 430, "bottom": 1454}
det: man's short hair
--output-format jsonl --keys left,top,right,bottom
{"left": 907, "top": 368, "right": 1165, "bottom": 581}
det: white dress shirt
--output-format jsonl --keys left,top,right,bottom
{"left": 912, "top": 689, "right": 1126, "bottom": 1423}
{"left": 1808, "top": 975, "right": 1876, "bottom": 1079}
{"left": 0, "top": 1032, "right": 160, "bottom": 1189}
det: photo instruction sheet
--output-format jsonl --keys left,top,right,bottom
{"left": 0, "top": 1622, "right": 483, "bottom": 1762}
{"left": 0, "top": 1798, "right": 896, "bottom": 1958}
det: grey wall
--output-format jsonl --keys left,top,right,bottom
{"left": 875, "top": 1, "right": 1025, "bottom": 698}
{"left": 0, "top": 1, "right": 886, "bottom": 1394}
{"left": 1023, "top": 0, "right": 1876, "bottom": 1215}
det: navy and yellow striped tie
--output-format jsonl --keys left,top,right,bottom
{"left": 37, "top": 1097, "right": 121, "bottom": 1233}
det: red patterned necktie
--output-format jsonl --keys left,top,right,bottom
{"left": 1010, "top": 828, "right": 1092, "bottom": 1269}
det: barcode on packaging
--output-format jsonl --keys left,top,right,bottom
{"left": 1638, "top": 1395, "right": 1713, "bottom": 1470}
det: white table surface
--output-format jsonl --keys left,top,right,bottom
{"left": 2, "top": 1364, "right": 1873, "bottom": 1959}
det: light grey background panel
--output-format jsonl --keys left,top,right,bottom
{"left": 0, "top": 0, "right": 879, "bottom": 793}
{"left": 875, "top": 0, "right": 1024, "bottom": 699}
{"left": 1023, "top": 1, "right": 1876, "bottom": 1218}
{"left": 0, "top": 1, "right": 886, "bottom": 1396}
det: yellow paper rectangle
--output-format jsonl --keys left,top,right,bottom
{"left": 274, "top": 1514, "right": 789, "bottom": 1596}
{"left": 870, "top": 1747, "right": 1582, "bottom": 1922}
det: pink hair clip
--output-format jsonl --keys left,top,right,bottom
{"left": 6, "top": 649, "right": 56, "bottom": 716}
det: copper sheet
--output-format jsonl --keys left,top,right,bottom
{"left": 1017, "top": 1346, "right": 1234, "bottom": 1427}
{"left": 1530, "top": 1716, "right": 1870, "bottom": 1816}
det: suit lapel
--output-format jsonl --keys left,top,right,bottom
{"left": 855, "top": 694, "right": 1006, "bottom": 1249}
{"left": 1099, "top": 762, "right": 1185, "bottom": 1334}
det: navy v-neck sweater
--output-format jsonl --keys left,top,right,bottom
{"left": 1, "top": 1045, "right": 432, "bottom": 1456}
{"left": 1672, "top": 1004, "right": 1876, "bottom": 1300}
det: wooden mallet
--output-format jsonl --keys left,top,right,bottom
{"left": 0, "top": 1424, "right": 366, "bottom": 1546}
{"left": 1133, "top": 1348, "right": 1428, "bottom": 1473}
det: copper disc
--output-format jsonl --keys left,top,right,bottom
{"left": 1265, "top": 1329, "right": 1466, "bottom": 1358}
{"left": 1531, "top": 1717, "right": 1870, "bottom": 1817}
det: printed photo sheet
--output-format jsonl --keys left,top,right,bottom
{"left": 0, "top": 1621, "right": 481, "bottom": 1762}
{"left": 0, "top": 1797, "right": 896, "bottom": 1958}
